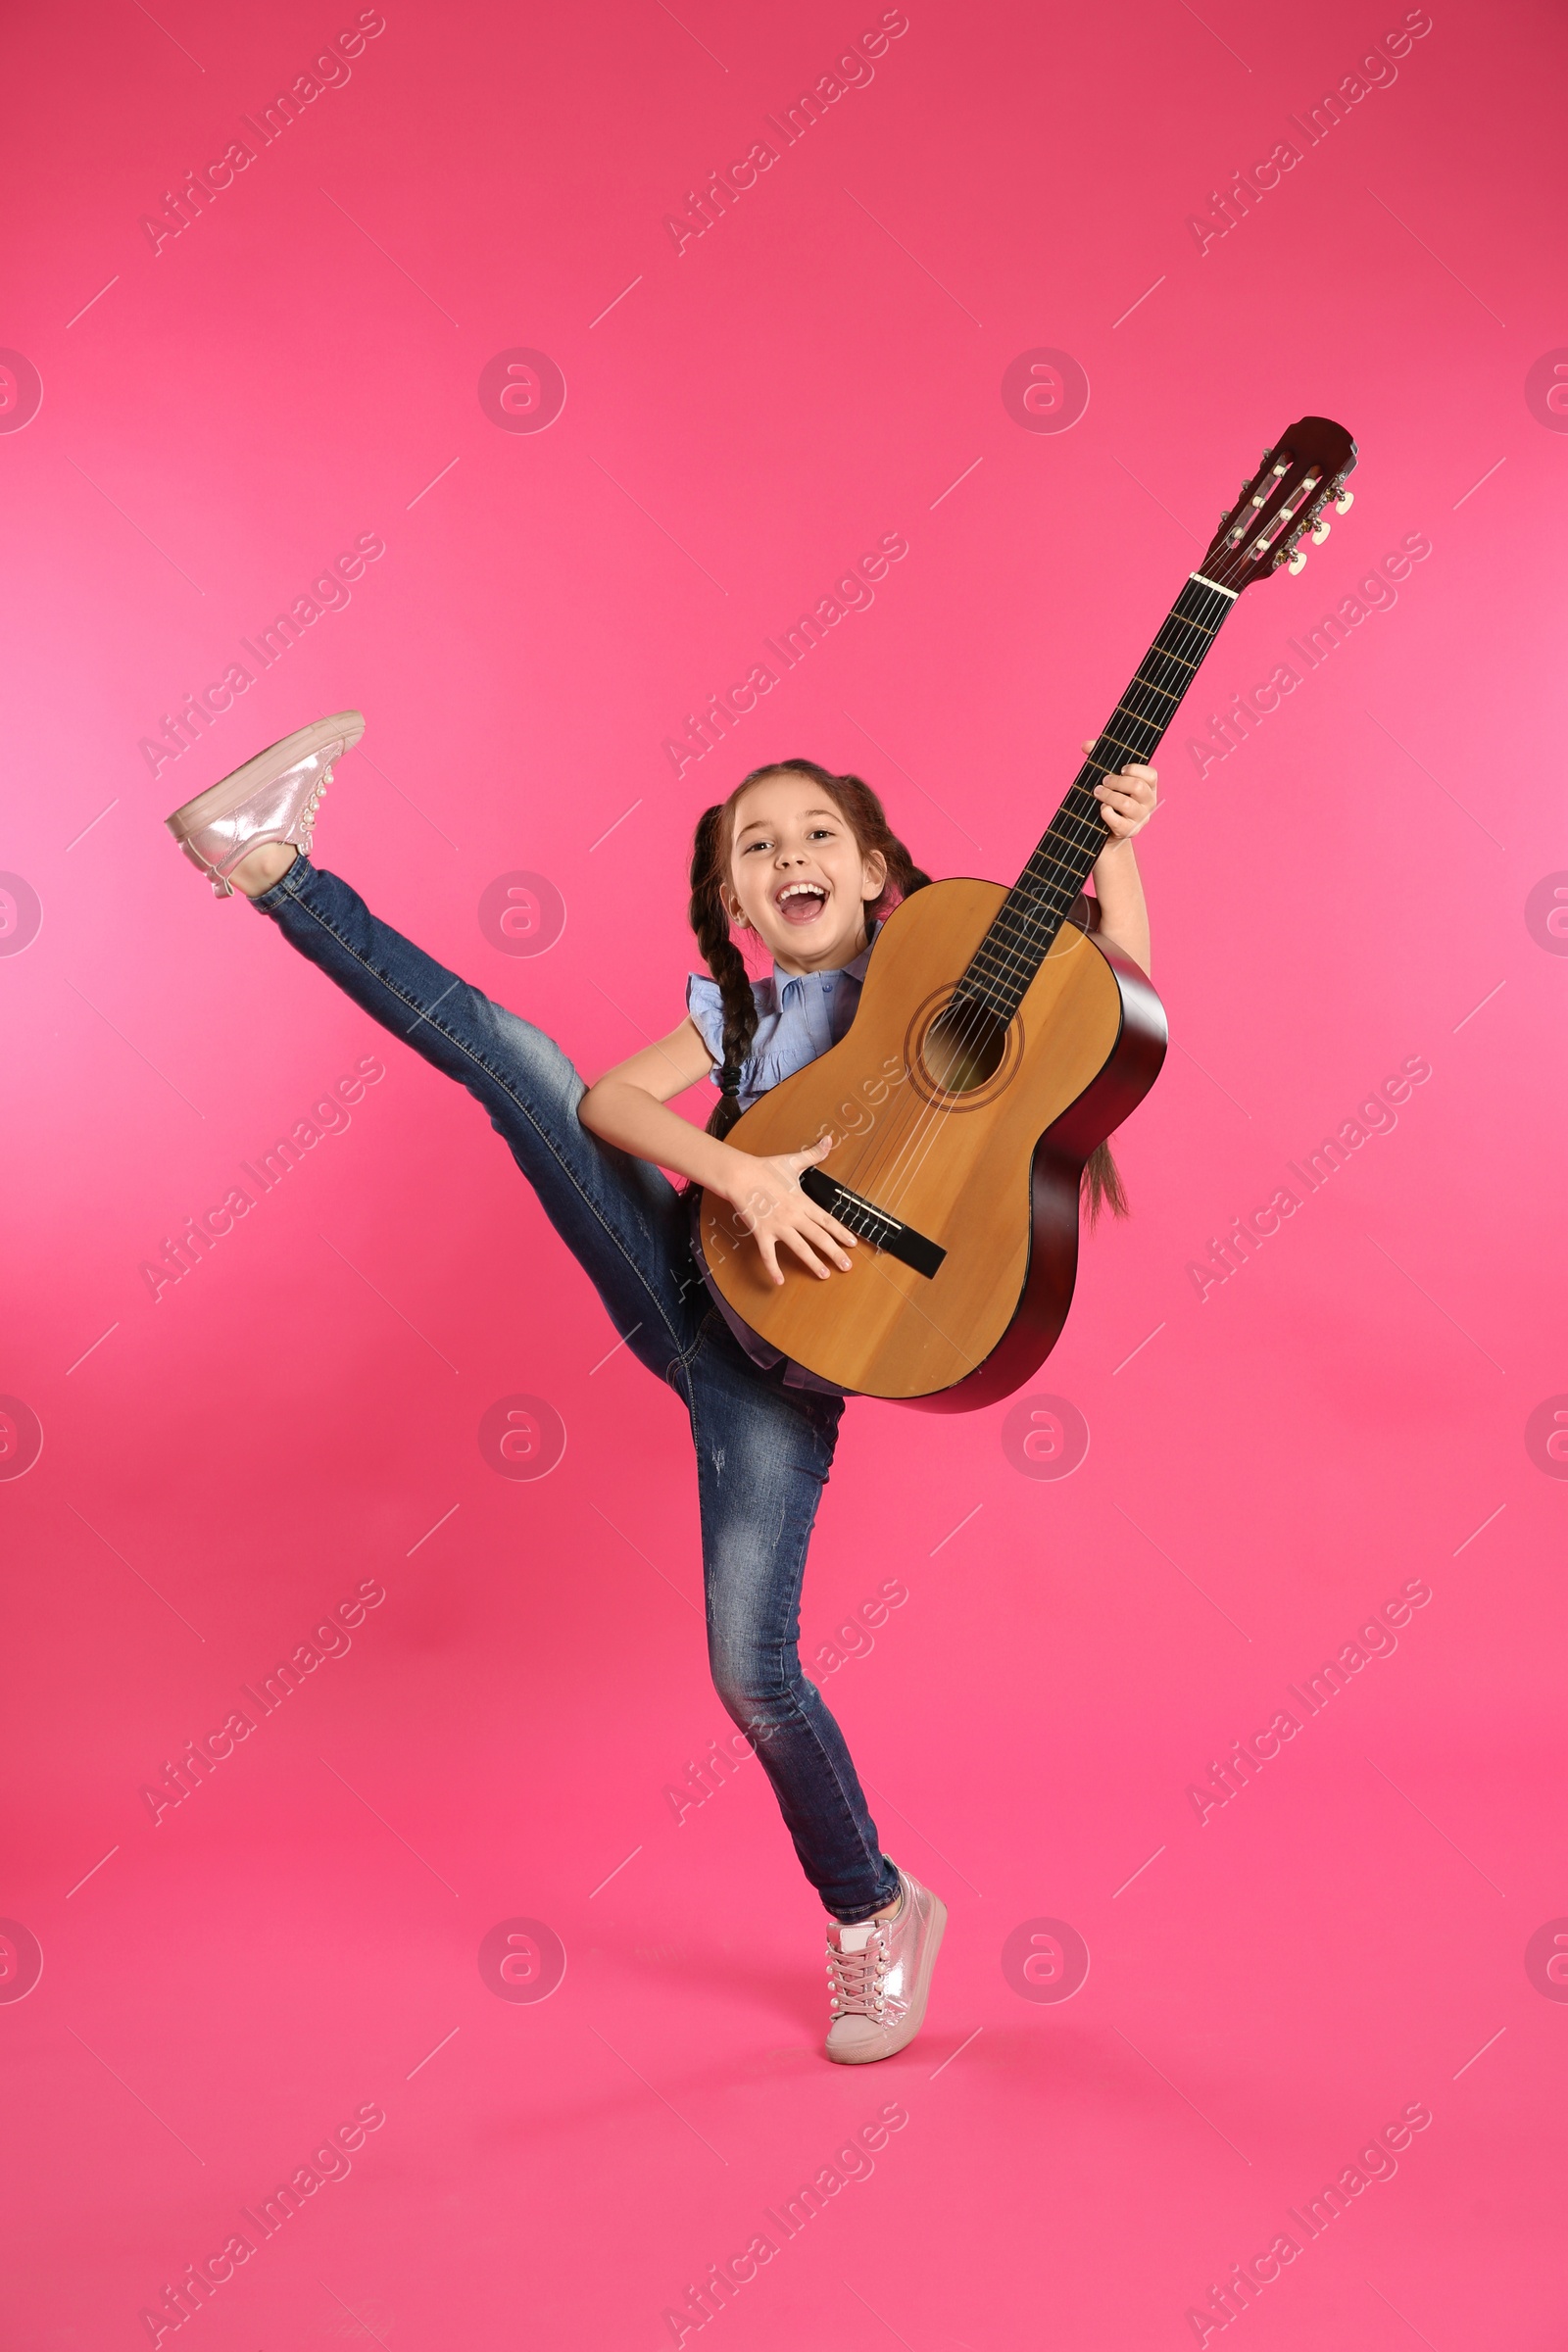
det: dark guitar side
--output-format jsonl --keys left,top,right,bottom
{"left": 906, "top": 934, "right": 1167, "bottom": 1412}
{"left": 698, "top": 881, "right": 1168, "bottom": 1405}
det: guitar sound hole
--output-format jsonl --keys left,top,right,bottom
{"left": 922, "top": 998, "right": 1010, "bottom": 1094}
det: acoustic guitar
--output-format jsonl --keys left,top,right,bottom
{"left": 699, "top": 416, "right": 1358, "bottom": 1407}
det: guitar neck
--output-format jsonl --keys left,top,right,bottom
{"left": 961, "top": 569, "right": 1240, "bottom": 1017}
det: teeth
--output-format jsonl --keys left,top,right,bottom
{"left": 778, "top": 883, "right": 825, "bottom": 904}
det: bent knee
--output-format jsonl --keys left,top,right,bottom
{"left": 710, "top": 1645, "right": 804, "bottom": 1732}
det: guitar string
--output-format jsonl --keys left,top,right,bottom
{"left": 842, "top": 574, "right": 1241, "bottom": 1215}
{"left": 834, "top": 588, "right": 1229, "bottom": 1213}
{"left": 836, "top": 574, "right": 1241, "bottom": 1206}
{"left": 835, "top": 506, "right": 1287, "bottom": 1225}
{"left": 857, "top": 473, "right": 1328, "bottom": 1217}
{"left": 858, "top": 630, "right": 1220, "bottom": 1219}
{"left": 826, "top": 588, "right": 1229, "bottom": 1222}
{"left": 874, "top": 580, "right": 1245, "bottom": 1213}
{"left": 866, "top": 556, "right": 1285, "bottom": 1218}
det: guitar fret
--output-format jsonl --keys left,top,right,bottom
{"left": 958, "top": 567, "right": 1239, "bottom": 1013}
{"left": 1024, "top": 846, "right": 1088, "bottom": 883}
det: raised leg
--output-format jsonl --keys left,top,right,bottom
{"left": 254, "top": 856, "right": 708, "bottom": 1386}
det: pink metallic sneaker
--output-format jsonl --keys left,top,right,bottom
{"left": 824, "top": 1867, "right": 946, "bottom": 2064}
{"left": 164, "top": 710, "right": 365, "bottom": 896}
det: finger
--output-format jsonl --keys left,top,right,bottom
{"left": 782, "top": 1227, "right": 833, "bottom": 1279}
{"left": 799, "top": 1200, "right": 858, "bottom": 1249}
{"left": 804, "top": 1214, "right": 855, "bottom": 1271}
{"left": 758, "top": 1232, "right": 784, "bottom": 1286}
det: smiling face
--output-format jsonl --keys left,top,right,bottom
{"left": 721, "top": 770, "right": 888, "bottom": 975}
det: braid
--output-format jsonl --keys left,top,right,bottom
{"left": 688, "top": 805, "right": 760, "bottom": 1143}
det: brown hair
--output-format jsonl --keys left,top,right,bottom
{"left": 686, "top": 757, "right": 1126, "bottom": 1223}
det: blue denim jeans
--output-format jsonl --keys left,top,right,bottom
{"left": 256, "top": 858, "right": 901, "bottom": 1923}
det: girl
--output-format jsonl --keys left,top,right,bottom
{"left": 165, "top": 711, "right": 1157, "bottom": 2062}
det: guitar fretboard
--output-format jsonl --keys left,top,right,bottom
{"left": 960, "top": 572, "right": 1238, "bottom": 1020}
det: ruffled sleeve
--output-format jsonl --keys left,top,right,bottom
{"left": 685, "top": 973, "right": 726, "bottom": 1077}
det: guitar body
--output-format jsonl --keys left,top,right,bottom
{"left": 698, "top": 878, "right": 1167, "bottom": 1407}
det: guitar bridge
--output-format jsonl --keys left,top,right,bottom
{"left": 800, "top": 1168, "right": 946, "bottom": 1280}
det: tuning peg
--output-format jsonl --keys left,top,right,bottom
{"left": 1310, "top": 517, "right": 1331, "bottom": 545}
{"left": 1287, "top": 547, "right": 1307, "bottom": 575}
{"left": 1334, "top": 488, "right": 1354, "bottom": 514}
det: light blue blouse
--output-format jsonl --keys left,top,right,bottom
{"left": 684, "top": 924, "right": 880, "bottom": 1109}
{"left": 684, "top": 925, "right": 881, "bottom": 1394}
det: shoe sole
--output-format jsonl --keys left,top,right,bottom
{"left": 163, "top": 710, "right": 366, "bottom": 841}
{"left": 825, "top": 1891, "right": 948, "bottom": 2065}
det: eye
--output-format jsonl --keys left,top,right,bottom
{"left": 741, "top": 836, "right": 773, "bottom": 855}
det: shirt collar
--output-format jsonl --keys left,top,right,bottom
{"left": 773, "top": 917, "right": 881, "bottom": 997}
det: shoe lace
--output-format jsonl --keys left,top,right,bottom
{"left": 299, "top": 767, "right": 331, "bottom": 842}
{"left": 827, "top": 1927, "right": 890, "bottom": 2021}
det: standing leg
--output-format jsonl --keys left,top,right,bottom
{"left": 685, "top": 1317, "right": 948, "bottom": 2062}
{"left": 686, "top": 1319, "right": 901, "bottom": 1924}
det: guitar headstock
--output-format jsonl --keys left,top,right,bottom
{"left": 1199, "top": 416, "right": 1358, "bottom": 593}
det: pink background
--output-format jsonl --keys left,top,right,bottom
{"left": 3, "top": 0, "right": 1566, "bottom": 2342}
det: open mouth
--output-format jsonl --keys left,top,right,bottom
{"left": 775, "top": 880, "right": 829, "bottom": 927}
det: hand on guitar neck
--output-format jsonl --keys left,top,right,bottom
{"left": 1085, "top": 738, "right": 1157, "bottom": 977}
